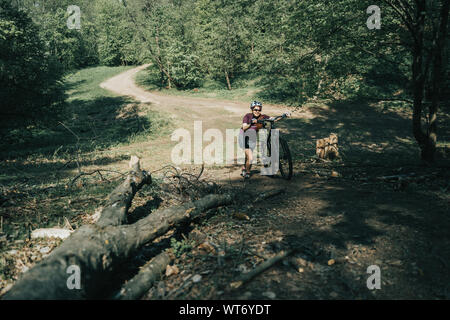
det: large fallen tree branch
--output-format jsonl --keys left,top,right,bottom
{"left": 2, "top": 157, "right": 233, "bottom": 300}
{"left": 97, "top": 156, "right": 151, "bottom": 227}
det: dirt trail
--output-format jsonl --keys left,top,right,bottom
{"left": 100, "top": 64, "right": 290, "bottom": 182}
{"left": 100, "top": 64, "right": 285, "bottom": 117}
{"left": 98, "top": 65, "right": 450, "bottom": 300}
{"left": 1, "top": 66, "right": 448, "bottom": 300}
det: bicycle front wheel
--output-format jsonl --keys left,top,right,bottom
{"left": 279, "top": 137, "right": 293, "bottom": 180}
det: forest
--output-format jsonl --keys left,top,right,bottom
{"left": 0, "top": 0, "right": 449, "bottom": 302}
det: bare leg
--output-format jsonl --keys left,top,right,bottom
{"left": 245, "top": 149, "right": 253, "bottom": 173}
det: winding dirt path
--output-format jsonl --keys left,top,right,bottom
{"left": 100, "top": 64, "right": 284, "bottom": 116}
{"left": 100, "top": 64, "right": 290, "bottom": 182}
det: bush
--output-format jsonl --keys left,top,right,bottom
{"left": 168, "top": 50, "right": 204, "bottom": 89}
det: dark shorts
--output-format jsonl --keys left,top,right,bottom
{"left": 239, "top": 130, "right": 257, "bottom": 150}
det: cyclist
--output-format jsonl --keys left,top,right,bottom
{"left": 239, "top": 101, "right": 272, "bottom": 179}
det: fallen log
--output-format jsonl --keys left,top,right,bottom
{"left": 97, "top": 156, "right": 151, "bottom": 227}
{"left": 2, "top": 157, "right": 233, "bottom": 300}
{"left": 114, "top": 251, "right": 172, "bottom": 300}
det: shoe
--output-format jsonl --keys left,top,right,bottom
{"left": 240, "top": 169, "right": 246, "bottom": 177}
{"left": 244, "top": 172, "right": 250, "bottom": 179}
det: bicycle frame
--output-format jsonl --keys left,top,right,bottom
{"left": 257, "top": 114, "right": 287, "bottom": 157}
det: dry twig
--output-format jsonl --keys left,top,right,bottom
{"left": 229, "top": 249, "right": 295, "bottom": 289}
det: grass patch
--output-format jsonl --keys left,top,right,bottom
{"left": 134, "top": 66, "right": 264, "bottom": 103}
{"left": 1, "top": 66, "right": 173, "bottom": 159}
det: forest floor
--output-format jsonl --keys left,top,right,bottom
{"left": 1, "top": 65, "right": 449, "bottom": 299}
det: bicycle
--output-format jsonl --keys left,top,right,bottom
{"left": 257, "top": 113, "right": 293, "bottom": 180}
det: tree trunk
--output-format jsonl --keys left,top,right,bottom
{"left": 167, "top": 62, "right": 172, "bottom": 89}
{"left": 423, "top": 0, "right": 450, "bottom": 162}
{"left": 124, "top": 5, "right": 176, "bottom": 89}
{"left": 314, "top": 55, "right": 329, "bottom": 99}
{"left": 411, "top": 0, "right": 449, "bottom": 163}
{"left": 155, "top": 32, "right": 175, "bottom": 89}
{"left": 155, "top": 58, "right": 175, "bottom": 89}
{"left": 2, "top": 158, "right": 233, "bottom": 300}
{"left": 225, "top": 70, "right": 232, "bottom": 90}
{"left": 411, "top": 0, "right": 429, "bottom": 161}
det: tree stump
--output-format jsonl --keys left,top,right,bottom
{"left": 316, "top": 133, "right": 339, "bottom": 160}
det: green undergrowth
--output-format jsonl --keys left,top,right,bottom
{"left": 134, "top": 66, "right": 264, "bottom": 103}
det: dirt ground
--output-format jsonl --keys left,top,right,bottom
{"left": 1, "top": 65, "right": 449, "bottom": 300}
{"left": 101, "top": 66, "right": 450, "bottom": 300}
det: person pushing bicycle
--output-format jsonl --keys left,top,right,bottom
{"left": 239, "top": 101, "right": 274, "bottom": 179}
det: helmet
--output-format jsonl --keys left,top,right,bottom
{"left": 250, "top": 101, "right": 262, "bottom": 110}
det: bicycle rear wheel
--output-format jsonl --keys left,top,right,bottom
{"left": 279, "top": 137, "right": 293, "bottom": 180}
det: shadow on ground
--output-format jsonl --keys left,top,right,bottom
{"left": 166, "top": 99, "right": 450, "bottom": 300}
{"left": 274, "top": 99, "right": 442, "bottom": 166}
{"left": 1, "top": 95, "right": 151, "bottom": 159}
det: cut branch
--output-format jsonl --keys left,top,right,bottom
{"left": 253, "top": 188, "right": 285, "bottom": 203}
{"left": 114, "top": 251, "right": 172, "bottom": 300}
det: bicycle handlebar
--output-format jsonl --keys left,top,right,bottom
{"left": 257, "top": 112, "right": 290, "bottom": 124}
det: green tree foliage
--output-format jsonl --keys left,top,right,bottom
{"left": 36, "top": 9, "right": 97, "bottom": 70}
{"left": 254, "top": 0, "right": 410, "bottom": 104}
{"left": 94, "top": 0, "right": 138, "bottom": 66}
{"left": 2, "top": 0, "right": 448, "bottom": 161}
{"left": 11, "top": 0, "right": 99, "bottom": 70}
{"left": 193, "top": 0, "right": 252, "bottom": 89}
{"left": 124, "top": 0, "right": 203, "bottom": 89}
{"left": 253, "top": 0, "right": 448, "bottom": 162}
{"left": 0, "top": 0, "right": 65, "bottom": 126}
